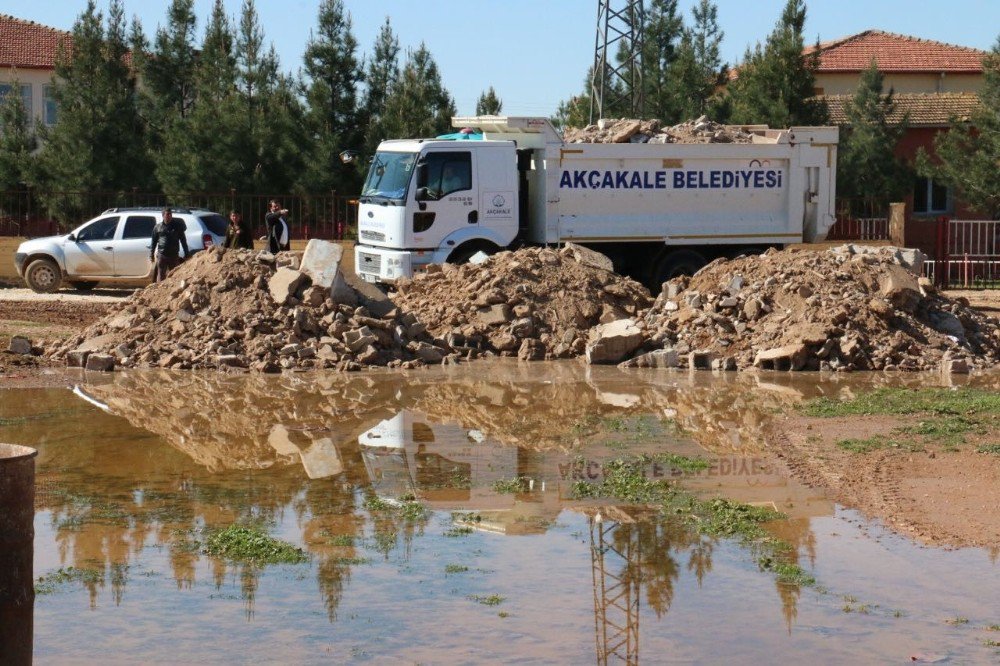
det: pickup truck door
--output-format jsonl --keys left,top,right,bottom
{"left": 63, "top": 216, "right": 118, "bottom": 277}
{"left": 412, "top": 150, "right": 475, "bottom": 250}
{"left": 115, "top": 214, "right": 157, "bottom": 276}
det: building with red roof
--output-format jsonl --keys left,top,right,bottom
{"left": 810, "top": 30, "right": 989, "bottom": 222}
{"left": 0, "top": 14, "right": 71, "bottom": 128}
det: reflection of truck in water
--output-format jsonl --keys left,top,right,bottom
{"left": 356, "top": 410, "right": 832, "bottom": 526}
{"left": 354, "top": 116, "right": 838, "bottom": 287}
{"left": 358, "top": 411, "right": 516, "bottom": 507}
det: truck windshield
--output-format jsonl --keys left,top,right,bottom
{"left": 361, "top": 152, "right": 417, "bottom": 202}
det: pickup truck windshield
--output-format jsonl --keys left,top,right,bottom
{"left": 361, "top": 152, "right": 416, "bottom": 202}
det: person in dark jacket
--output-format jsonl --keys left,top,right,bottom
{"left": 149, "top": 208, "right": 190, "bottom": 282}
{"left": 264, "top": 200, "right": 290, "bottom": 253}
{"left": 223, "top": 210, "right": 254, "bottom": 250}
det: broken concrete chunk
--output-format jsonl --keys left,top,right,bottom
{"left": 754, "top": 344, "right": 808, "bottom": 371}
{"left": 585, "top": 319, "right": 644, "bottom": 365}
{"left": 85, "top": 353, "right": 115, "bottom": 372}
{"left": 7, "top": 336, "right": 32, "bottom": 355}
{"left": 878, "top": 264, "right": 922, "bottom": 313}
{"left": 620, "top": 348, "right": 679, "bottom": 368}
{"left": 563, "top": 242, "right": 614, "bottom": 273}
{"left": 477, "top": 304, "right": 512, "bottom": 326}
{"left": 269, "top": 268, "right": 310, "bottom": 305}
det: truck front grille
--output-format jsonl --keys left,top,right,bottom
{"left": 360, "top": 229, "right": 386, "bottom": 242}
{"left": 357, "top": 252, "right": 382, "bottom": 275}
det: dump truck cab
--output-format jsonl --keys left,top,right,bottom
{"left": 355, "top": 137, "right": 521, "bottom": 282}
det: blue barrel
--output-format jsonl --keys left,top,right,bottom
{"left": 0, "top": 443, "right": 37, "bottom": 666}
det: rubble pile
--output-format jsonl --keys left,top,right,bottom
{"left": 52, "top": 243, "right": 456, "bottom": 372}
{"left": 622, "top": 245, "right": 1000, "bottom": 372}
{"left": 563, "top": 115, "right": 756, "bottom": 144}
{"left": 390, "top": 244, "right": 653, "bottom": 361}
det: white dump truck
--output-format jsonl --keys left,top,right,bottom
{"left": 354, "top": 116, "right": 838, "bottom": 288}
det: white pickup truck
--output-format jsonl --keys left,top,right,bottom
{"left": 14, "top": 206, "right": 227, "bottom": 292}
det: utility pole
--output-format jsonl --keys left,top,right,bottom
{"left": 590, "top": 0, "right": 645, "bottom": 123}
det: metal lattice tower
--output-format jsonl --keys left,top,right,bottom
{"left": 589, "top": 509, "right": 641, "bottom": 665}
{"left": 590, "top": 0, "right": 645, "bottom": 123}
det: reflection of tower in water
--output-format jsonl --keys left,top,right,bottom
{"left": 589, "top": 508, "right": 641, "bottom": 666}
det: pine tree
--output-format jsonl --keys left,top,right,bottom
{"left": 34, "top": 0, "right": 155, "bottom": 223}
{"left": 674, "top": 0, "right": 727, "bottom": 119}
{"left": 918, "top": 36, "right": 1000, "bottom": 219}
{"left": 475, "top": 87, "right": 503, "bottom": 115}
{"left": 381, "top": 44, "right": 456, "bottom": 139}
{"left": 361, "top": 17, "right": 400, "bottom": 155}
{"left": 837, "top": 60, "right": 911, "bottom": 212}
{"left": 300, "top": 0, "right": 363, "bottom": 193}
{"left": 139, "top": 0, "right": 198, "bottom": 150}
{"left": 156, "top": 0, "right": 242, "bottom": 194}
{"left": 232, "top": 0, "right": 302, "bottom": 193}
{"left": 0, "top": 77, "right": 36, "bottom": 189}
{"left": 725, "top": 0, "right": 826, "bottom": 128}
{"left": 642, "top": 0, "right": 684, "bottom": 122}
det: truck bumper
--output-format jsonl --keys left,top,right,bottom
{"left": 354, "top": 245, "right": 443, "bottom": 283}
{"left": 14, "top": 252, "right": 27, "bottom": 278}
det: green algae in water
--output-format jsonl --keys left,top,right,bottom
{"left": 203, "top": 525, "right": 308, "bottom": 565}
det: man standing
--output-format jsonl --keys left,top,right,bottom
{"left": 149, "top": 208, "right": 190, "bottom": 282}
{"left": 223, "top": 210, "right": 254, "bottom": 249}
{"left": 265, "top": 200, "right": 290, "bottom": 253}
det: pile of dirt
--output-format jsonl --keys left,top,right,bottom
{"left": 390, "top": 245, "right": 653, "bottom": 360}
{"left": 50, "top": 247, "right": 455, "bottom": 372}
{"left": 563, "top": 115, "right": 756, "bottom": 144}
{"left": 625, "top": 245, "right": 1000, "bottom": 372}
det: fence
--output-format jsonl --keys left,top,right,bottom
{"left": 826, "top": 199, "right": 890, "bottom": 241}
{"left": 0, "top": 189, "right": 359, "bottom": 241}
{"left": 926, "top": 219, "right": 1000, "bottom": 289}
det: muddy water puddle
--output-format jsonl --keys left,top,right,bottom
{"left": 2, "top": 363, "right": 999, "bottom": 663}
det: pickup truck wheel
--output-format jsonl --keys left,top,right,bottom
{"left": 24, "top": 258, "right": 63, "bottom": 293}
{"left": 70, "top": 281, "right": 99, "bottom": 291}
{"left": 654, "top": 250, "right": 706, "bottom": 285}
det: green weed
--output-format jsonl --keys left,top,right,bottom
{"left": 35, "top": 566, "right": 103, "bottom": 595}
{"left": 202, "top": 525, "right": 308, "bottom": 565}
{"left": 492, "top": 477, "right": 530, "bottom": 494}
{"left": 654, "top": 452, "right": 711, "bottom": 473}
{"left": 835, "top": 436, "right": 923, "bottom": 454}
{"left": 802, "top": 388, "right": 1000, "bottom": 418}
{"left": 945, "top": 617, "right": 970, "bottom": 625}
{"left": 445, "top": 564, "right": 469, "bottom": 574}
{"left": 469, "top": 594, "right": 505, "bottom": 606}
{"left": 977, "top": 444, "right": 1000, "bottom": 456}
{"left": 444, "top": 526, "right": 474, "bottom": 538}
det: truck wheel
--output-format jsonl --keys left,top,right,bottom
{"left": 448, "top": 242, "right": 499, "bottom": 265}
{"left": 70, "top": 281, "right": 99, "bottom": 291}
{"left": 655, "top": 250, "right": 706, "bottom": 285}
{"left": 24, "top": 258, "right": 63, "bottom": 293}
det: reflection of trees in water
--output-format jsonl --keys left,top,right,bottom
{"left": 610, "top": 515, "right": 715, "bottom": 619}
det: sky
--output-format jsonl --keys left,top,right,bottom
{"left": 5, "top": 0, "right": 999, "bottom": 118}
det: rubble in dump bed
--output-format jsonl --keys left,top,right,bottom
{"left": 562, "top": 115, "right": 756, "bottom": 144}
{"left": 51, "top": 244, "right": 457, "bottom": 372}
{"left": 390, "top": 245, "right": 653, "bottom": 361}
{"left": 619, "top": 245, "right": 1000, "bottom": 372}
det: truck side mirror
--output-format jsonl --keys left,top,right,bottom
{"left": 415, "top": 187, "right": 430, "bottom": 202}
{"left": 415, "top": 162, "right": 428, "bottom": 188}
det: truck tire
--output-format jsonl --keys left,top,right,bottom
{"left": 654, "top": 249, "right": 706, "bottom": 285}
{"left": 24, "top": 258, "right": 63, "bottom": 293}
{"left": 448, "top": 241, "right": 499, "bottom": 265}
{"left": 70, "top": 280, "right": 99, "bottom": 291}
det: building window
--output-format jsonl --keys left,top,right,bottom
{"left": 913, "top": 176, "right": 951, "bottom": 215}
{"left": 0, "top": 83, "right": 32, "bottom": 117}
{"left": 43, "top": 85, "right": 57, "bottom": 126}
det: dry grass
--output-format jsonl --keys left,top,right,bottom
{"left": 0, "top": 237, "right": 26, "bottom": 282}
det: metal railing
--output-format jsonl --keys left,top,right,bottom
{"left": 826, "top": 198, "right": 891, "bottom": 241}
{"left": 929, "top": 219, "right": 1000, "bottom": 288}
{"left": 0, "top": 189, "right": 359, "bottom": 240}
